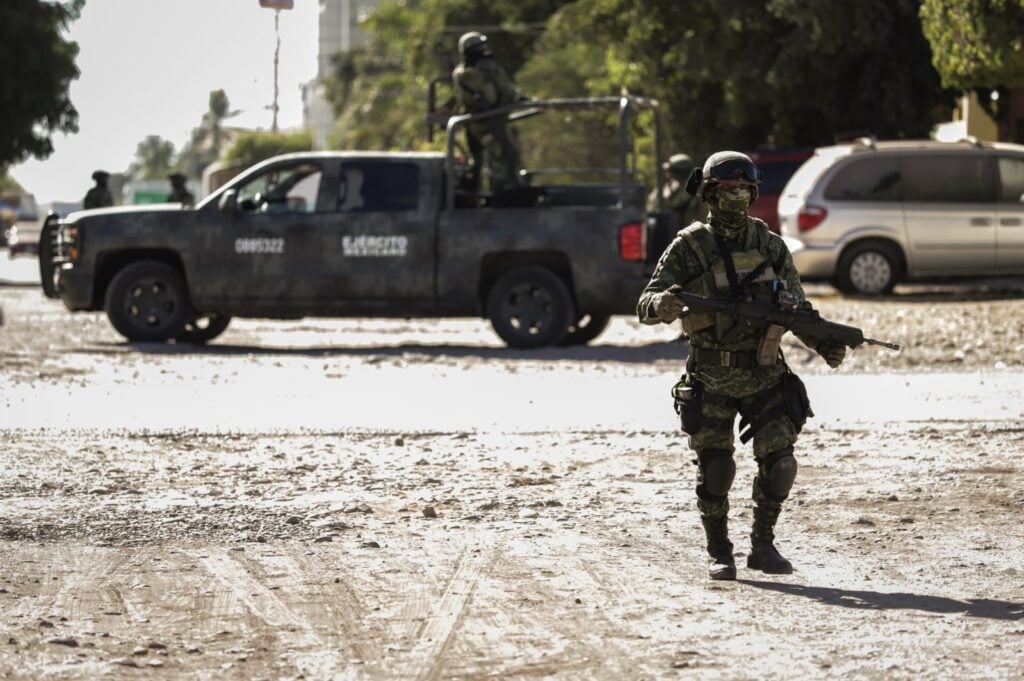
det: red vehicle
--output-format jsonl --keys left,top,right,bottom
{"left": 746, "top": 149, "right": 813, "bottom": 233}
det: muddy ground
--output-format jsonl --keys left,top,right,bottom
{"left": 1, "top": 281, "right": 1023, "bottom": 679}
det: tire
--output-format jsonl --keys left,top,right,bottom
{"left": 559, "top": 312, "right": 611, "bottom": 346}
{"left": 835, "top": 241, "right": 902, "bottom": 295}
{"left": 486, "top": 266, "right": 575, "bottom": 349}
{"left": 176, "top": 313, "right": 231, "bottom": 344}
{"left": 104, "top": 261, "right": 192, "bottom": 342}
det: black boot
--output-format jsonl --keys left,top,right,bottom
{"left": 747, "top": 505, "right": 793, "bottom": 574}
{"left": 700, "top": 515, "right": 736, "bottom": 580}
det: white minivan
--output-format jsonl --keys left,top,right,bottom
{"left": 778, "top": 138, "right": 1024, "bottom": 294}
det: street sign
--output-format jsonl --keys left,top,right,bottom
{"left": 259, "top": 0, "right": 293, "bottom": 9}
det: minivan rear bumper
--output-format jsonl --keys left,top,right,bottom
{"left": 789, "top": 241, "right": 839, "bottom": 279}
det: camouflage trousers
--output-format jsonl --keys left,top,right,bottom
{"left": 686, "top": 378, "right": 799, "bottom": 521}
{"left": 467, "top": 122, "right": 521, "bottom": 194}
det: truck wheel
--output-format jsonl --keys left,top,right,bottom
{"left": 104, "top": 261, "right": 192, "bottom": 342}
{"left": 559, "top": 312, "right": 611, "bottom": 346}
{"left": 486, "top": 266, "right": 575, "bottom": 349}
{"left": 836, "top": 241, "right": 902, "bottom": 295}
{"left": 176, "top": 313, "right": 231, "bottom": 344}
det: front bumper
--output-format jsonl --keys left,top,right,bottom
{"left": 56, "top": 267, "right": 95, "bottom": 310}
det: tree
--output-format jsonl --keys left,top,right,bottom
{"left": 127, "top": 135, "right": 176, "bottom": 181}
{"left": 177, "top": 89, "right": 240, "bottom": 179}
{"left": 920, "top": 0, "right": 1024, "bottom": 89}
{"left": 0, "top": 0, "right": 84, "bottom": 167}
{"left": 222, "top": 130, "right": 313, "bottom": 169}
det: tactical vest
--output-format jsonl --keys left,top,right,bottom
{"left": 675, "top": 220, "right": 781, "bottom": 340}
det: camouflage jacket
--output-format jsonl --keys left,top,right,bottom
{"left": 452, "top": 58, "right": 520, "bottom": 117}
{"left": 83, "top": 187, "right": 113, "bottom": 209}
{"left": 637, "top": 217, "right": 819, "bottom": 393}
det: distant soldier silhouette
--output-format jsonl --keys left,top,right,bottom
{"left": 167, "top": 173, "right": 195, "bottom": 206}
{"left": 83, "top": 170, "right": 113, "bottom": 209}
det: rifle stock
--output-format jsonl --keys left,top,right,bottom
{"left": 670, "top": 289, "right": 901, "bottom": 351}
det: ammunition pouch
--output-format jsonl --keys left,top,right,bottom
{"left": 672, "top": 376, "right": 704, "bottom": 435}
{"left": 782, "top": 371, "right": 813, "bottom": 433}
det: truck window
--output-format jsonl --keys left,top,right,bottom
{"left": 338, "top": 161, "right": 420, "bottom": 212}
{"left": 237, "top": 163, "right": 324, "bottom": 213}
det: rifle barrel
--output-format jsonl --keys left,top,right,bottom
{"left": 866, "top": 338, "right": 901, "bottom": 351}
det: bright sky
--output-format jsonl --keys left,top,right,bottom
{"left": 11, "top": 0, "right": 319, "bottom": 204}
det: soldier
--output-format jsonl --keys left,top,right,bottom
{"left": 166, "top": 173, "right": 195, "bottom": 206}
{"left": 648, "top": 153, "right": 699, "bottom": 229}
{"left": 451, "top": 31, "right": 523, "bottom": 194}
{"left": 83, "top": 170, "right": 113, "bottom": 209}
{"left": 636, "top": 151, "right": 846, "bottom": 580}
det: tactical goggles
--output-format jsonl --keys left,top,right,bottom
{"left": 709, "top": 159, "right": 762, "bottom": 184}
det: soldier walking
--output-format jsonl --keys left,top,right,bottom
{"left": 83, "top": 170, "right": 113, "bottom": 209}
{"left": 451, "top": 31, "right": 523, "bottom": 195}
{"left": 637, "top": 151, "right": 846, "bottom": 580}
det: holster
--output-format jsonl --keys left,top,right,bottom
{"left": 672, "top": 376, "right": 704, "bottom": 435}
{"left": 781, "top": 371, "right": 814, "bottom": 432}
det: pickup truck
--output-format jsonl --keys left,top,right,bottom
{"left": 40, "top": 96, "right": 669, "bottom": 348}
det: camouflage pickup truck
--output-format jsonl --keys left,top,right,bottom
{"left": 40, "top": 96, "right": 669, "bottom": 348}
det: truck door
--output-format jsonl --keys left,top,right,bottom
{"left": 994, "top": 155, "right": 1024, "bottom": 271}
{"left": 197, "top": 159, "right": 336, "bottom": 303}
{"left": 321, "top": 160, "right": 435, "bottom": 300}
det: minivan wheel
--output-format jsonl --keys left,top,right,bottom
{"left": 104, "top": 261, "right": 192, "bottom": 342}
{"left": 836, "top": 242, "right": 902, "bottom": 295}
{"left": 486, "top": 266, "right": 575, "bottom": 349}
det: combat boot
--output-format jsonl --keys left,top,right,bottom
{"left": 700, "top": 515, "right": 736, "bottom": 580}
{"left": 747, "top": 505, "right": 793, "bottom": 574}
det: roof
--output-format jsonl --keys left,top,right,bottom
{"left": 816, "top": 138, "right": 1024, "bottom": 156}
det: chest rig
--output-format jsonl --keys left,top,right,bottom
{"left": 676, "top": 221, "right": 786, "bottom": 360}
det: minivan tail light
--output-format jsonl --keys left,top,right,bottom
{"left": 619, "top": 221, "right": 645, "bottom": 261}
{"left": 798, "top": 205, "right": 828, "bottom": 232}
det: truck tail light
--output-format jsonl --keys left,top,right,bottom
{"left": 619, "top": 221, "right": 645, "bottom": 261}
{"left": 798, "top": 205, "right": 828, "bottom": 232}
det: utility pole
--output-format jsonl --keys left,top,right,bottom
{"left": 258, "top": 0, "right": 294, "bottom": 132}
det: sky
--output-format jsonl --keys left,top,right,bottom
{"left": 11, "top": 0, "right": 320, "bottom": 204}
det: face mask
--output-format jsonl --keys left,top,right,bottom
{"left": 708, "top": 185, "right": 752, "bottom": 239}
{"left": 714, "top": 186, "right": 752, "bottom": 214}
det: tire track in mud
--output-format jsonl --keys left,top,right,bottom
{"left": 190, "top": 546, "right": 356, "bottom": 679}
{"left": 391, "top": 543, "right": 494, "bottom": 681}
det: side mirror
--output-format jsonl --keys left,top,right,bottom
{"left": 218, "top": 189, "right": 238, "bottom": 212}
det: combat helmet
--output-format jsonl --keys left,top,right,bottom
{"left": 91, "top": 170, "right": 110, "bottom": 183}
{"left": 663, "top": 153, "right": 695, "bottom": 181}
{"left": 685, "top": 151, "right": 762, "bottom": 198}
{"left": 458, "top": 31, "right": 492, "bottom": 60}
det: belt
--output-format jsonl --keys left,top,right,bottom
{"left": 689, "top": 347, "right": 758, "bottom": 369}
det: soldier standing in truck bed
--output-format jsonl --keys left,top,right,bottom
{"left": 451, "top": 31, "right": 523, "bottom": 195}
{"left": 637, "top": 151, "right": 846, "bottom": 580}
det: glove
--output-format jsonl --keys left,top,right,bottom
{"left": 818, "top": 339, "right": 846, "bottom": 368}
{"left": 653, "top": 289, "right": 685, "bottom": 323}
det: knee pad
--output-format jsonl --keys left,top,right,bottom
{"left": 698, "top": 448, "right": 736, "bottom": 499}
{"left": 760, "top": 447, "right": 797, "bottom": 502}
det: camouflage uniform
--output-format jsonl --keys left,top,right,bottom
{"left": 452, "top": 33, "right": 522, "bottom": 194}
{"left": 637, "top": 151, "right": 842, "bottom": 579}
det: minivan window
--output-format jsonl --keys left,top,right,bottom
{"left": 997, "top": 156, "right": 1024, "bottom": 203}
{"left": 901, "top": 155, "right": 993, "bottom": 203}
{"left": 824, "top": 157, "right": 901, "bottom": 201}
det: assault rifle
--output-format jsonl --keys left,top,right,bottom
{"left": 670, "top": 288, "right": 901, "bottom": 351}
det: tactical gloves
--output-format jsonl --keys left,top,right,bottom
{"left": 653, "top": 289, "right": 685, "bottom": 322}
{"left": 818, "top": 339, "right": 846, "bottom": 368}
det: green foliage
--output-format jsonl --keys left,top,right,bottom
{"left": 920, "top": 0, "right": 1024, "bottom": 89}
{"left": 320, "top": 0, "right": 952, "bottom": 170}
{"left": 128, "top": 135, "right": 176, "bottom": 180}
{"left": 177, "top": 89, "right": 240, "bottom": 179}
{"left": 223, "top": 130, "right": 313, "bottom": 168}
{"left": 0, "top": 0, "right": 84, "bottom": 166}
{"left": 0, "top": 172, "right": 25, "bottom": 194}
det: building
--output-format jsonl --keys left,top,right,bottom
{"left": 303, "top": 0, "right": 384, "bottom": 149}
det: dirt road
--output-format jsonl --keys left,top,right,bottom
{"left": 1, "top": 284, "right": 1023, "bottom": 679}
